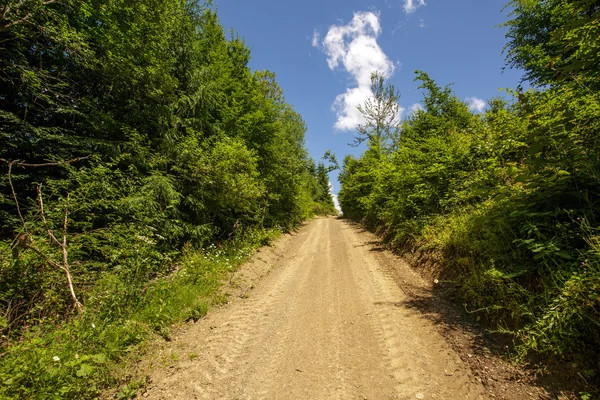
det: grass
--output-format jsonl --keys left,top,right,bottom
{"left": 0, "top": 227, "right": 282, "bottom": 399}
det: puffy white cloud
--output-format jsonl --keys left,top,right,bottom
{"left": 332, "top": 86, "right": 372, "bottom": 131}
{"left": 403, "top": 0, "right": 426, "bottom": 14}
{"left": 317, "top": 11, "right": 395, "bottom": 131}
{"left": 466, "top": 97, "right": 487, "bottom": 113}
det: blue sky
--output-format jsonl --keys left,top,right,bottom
{"left": 214, "top": 0, "right": 525, "bottom": 198}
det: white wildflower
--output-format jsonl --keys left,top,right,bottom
{"left": 52, "top": 356, "right": 60, "bottom": 362}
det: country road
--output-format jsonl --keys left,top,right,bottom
{"left": 143, "top": 217, "right": 486, "bottom": 399}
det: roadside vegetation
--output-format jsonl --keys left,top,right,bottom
{"left": 0, "top": 1, "right": 336, "bottom": 398}
{"left": 339, "top": 0, "right": 600, "bottom": 390}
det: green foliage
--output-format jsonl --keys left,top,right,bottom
{"left": 0, "top": 230, "right": 277, "bottom": 399}
{"left": 504, "top": 0, "right": 600, "bottom": 89}
{"left": 340, "top": 64, "right": 600, "bottom": 378}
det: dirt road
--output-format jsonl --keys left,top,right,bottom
{"left": 144, "top": 217, "right": 486, "bottom": 399}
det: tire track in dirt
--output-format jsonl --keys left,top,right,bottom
{"left": 336, "top": 222, "right": 484, "bottom": 399}
{"left": 143, "top": 217, "right": 486, "bottom": 400}
{"left": 145, "top": 220, "right": 322, "bottom": 400}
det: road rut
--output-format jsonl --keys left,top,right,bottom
{"left": 144, "top": 217, "right": 486, "bottom": 399}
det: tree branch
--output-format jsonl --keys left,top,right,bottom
{"left": 37, "top": 185, "right": 61, "bottom": 247}
{"left": 1, "top": 155, "right": 90, "bottom": 168}
{"left": 60, "top": 193, "right": 82, "bottom": 312}
{"left": 1, "top": 5, "right": 11, "bottom": 20}
{"left": 0, "top": 0, "right": 59, "bottom": 33}
{"left": 6, "top": 161, "right": 26, "bottom": 230}
{"left": 33, "top": 188, "right": 83, "bottom": 312}
{"left": 4, "top": 157, "right": 85, "bottom": 313}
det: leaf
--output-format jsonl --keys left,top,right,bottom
{"left": 555, "top": 251, "right": 573, "bottom": 260}
{"left": 76, "top": 364, "right": 94, "bottom": 377}
{"left": 519, "top": 238, "right": 536, "bottom": 244}
{"left": 502, "top": 270, "right": 530, "bottom": 278}
{"left": 485, "top": 268, "right": 504, "bottom": 279}
{"left": 92, "top": 353, "right": 107, "bottom": 364}
{"left": 515, "top": 174, "right": 529, "bottom": 182}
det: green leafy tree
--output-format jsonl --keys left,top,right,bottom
{"left": 504, "top": 0, "right": 600, "bottom": 88}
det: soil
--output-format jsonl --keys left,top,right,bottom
{"left": 115, "top": 217, "right": 588, "bottom": 399}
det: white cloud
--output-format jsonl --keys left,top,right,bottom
{"left": 318, "top": 11, "right": 395, "bottom": 131}
{"left": 328, "top": 181, "right": 341, "bottom": 212}
{"left": 409, "top": 103, "right": 424, "bottom": 115}
{"left": 390, "top": 21, "right": 403, "bottom": 35}
{"left": 332, "top": 193, "right": 341, "bottom": 212}
{"left": 418, "top": 19, "right": 426, "bottom": 28}
{"left": 311, "top": 30, "right": 320, "bottom": 48}
{"left": 332, "top": 86, "right": 372, "bottom": 131}
{"left": 466, "top": 97, "right": 487, "bottom": 113}
{"left": 403, "top": 0, "right": 426, "bottom": 14}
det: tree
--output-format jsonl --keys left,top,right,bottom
{"left": 313, "top": 151, "right": 339, "bottom": 212}
{"left": 353, "top": 72, "right": 402, "bottom": 157}
{"left": 405, "top": 71, "right": 474, "bottom": 139}
{"left": 504, "top": 0, "right": 600, "bottom": 88}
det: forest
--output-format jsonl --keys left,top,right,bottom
{"left": 0, "top": 0, "right": 335, "bottom": 397}
{"left": 339, "top": 0, "right": 600, "bottom": 389}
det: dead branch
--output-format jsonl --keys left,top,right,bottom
{"left": 34, "top": 187, "right": 83, "bottom": 312}
{"left": 0, "top": 155, "right": 90, "bottom": 168}
{"left": 0, "top": 13, "right": 32, "bottom": 32}
{"left": 1, "top": 296, "right": 39, "bottom": 336}
{"left": 25, "top": 242, "right": 60, "bottom": 269}
{"left": 36, "top": 185, "right": 61, "bottom": 247}
{"left": 3, "top": 156, "right": 88, "bottom": 313}
{"left": 61, "top": 193, "right": 82, "bottom": 312}
{"left": 0, "top": 0, "right": 59, "bottom": 33}
{"left": 11, "top": 233, "right": 30, "bottom": 258}
{"left": 3, "top": 155, "right": 90, "bottom": 231}
{"left": 6, "top": 161, "right": 26, "bottom": 230}
{"left": 1, "top": 5, "right": 11, "bottom": 21}
{"left": 22, "top": 242, "right": 80, "bottom": 312}
{"left": 11, "top": 187, "right": 83, "bottom": 312}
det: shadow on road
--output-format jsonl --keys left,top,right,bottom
{"left": 340, "top": 217, "right": 592, "bottom": 399}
